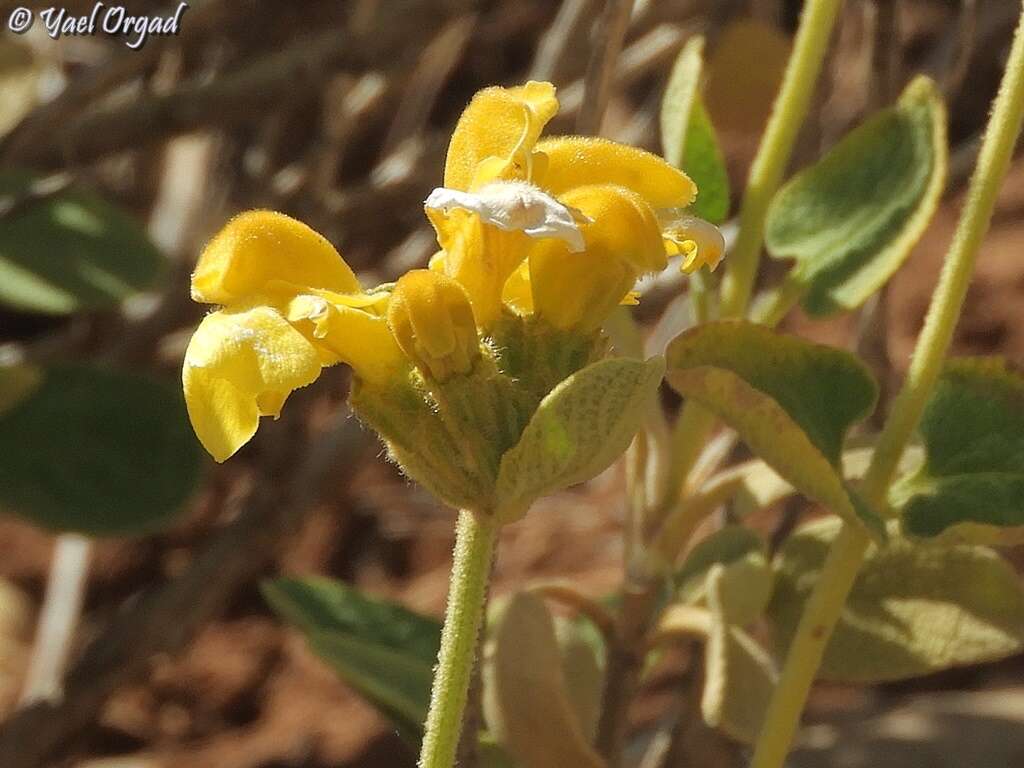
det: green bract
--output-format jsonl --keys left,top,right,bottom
{"left": 496, "top": 355, "right": 665, "bottom": 521}
{"left": 665, "top": 321, "right": 883, "bottom": 536}
{"left": 895, "top": 357, "right": 1024, "bottom": 538}
{"left": 0, "top": 171, "right": 164, "bottom": 314}
{"left": 769, "top": 518, "right": 1024, "bottom": 682}
{"left": 765, "top": 76, "right": 947, "bottom": 316}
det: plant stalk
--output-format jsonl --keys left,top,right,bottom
{"left": 666, "top": 0, "right": 845, "bottom": 505}
{"left": 749, "top": 7, "right": 1024, "bottom": 768}
{"left": 419, "top": 509, "right": 499, "bottom": 768}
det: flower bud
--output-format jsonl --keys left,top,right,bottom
{"left": 387, "top": 270, "right": 480, "bottom": 381}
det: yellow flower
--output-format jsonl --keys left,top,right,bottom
{"left": 387, "top": 270, "right": 480, "bottom": 381}
{"left": 183, "top": 211, "right": 403, "bottom": 462}
{"left": 424, "top": 81, "right": 724, "bottom": 334}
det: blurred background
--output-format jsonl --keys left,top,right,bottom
{"left": 0, "top": 0, "right": 1022, "bottom": 766}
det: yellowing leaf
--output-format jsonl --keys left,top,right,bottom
{"left": 766, "top": 77, "right": 947, "bottom": 316}
{"left": 769, "top": 517, "right": 1024, "bottom": 682}
{"left": 496, "top": 356, "right": 665, "bottom": 520}
{"left": 665, "top": 321, "right": 883, "bottom": 537}
{"left": 704, "top": 19, "right": 790, "bottom": 138}
{"left": 482, "top": 592, "right": 606, "bottom": 768}
{"left": 701, "top": 565, "right": 778, "bottom": 743}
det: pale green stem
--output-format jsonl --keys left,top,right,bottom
{"left": 749, "top": 273, "right": 807, "bottom": 327}
{"left": 719, "top": 0, "right": 844, "bottom": 318}
{"left": 749, "top": 8, "right": 1024, "bottom": 768}
{"left": 419, "top": 509, "right": 499, "bottom": 768}
{"left": 665, "top": 0, "right": 844, "bottom": 506}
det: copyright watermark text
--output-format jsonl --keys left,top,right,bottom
{"left": 7, "top": 2, "right": 189, "bottom": 50}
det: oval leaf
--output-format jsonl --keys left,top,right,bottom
{"left": 769, "top": 517, "right": 1024, "bottom": 682}
{"left": 0, "top": 171, "right": 164, "bottom": 314}
{"left": 765, "top": 77, "right": 947, "bottom": 316}
{"left": 701, "top": 565, "right": 778, "bottom": 743}
{"left": 0, "top": 364, "right": 201, "bottom": 535}
{"left": 896, "top": 358, "right": 1024, "bottom": 538}
{"left": 263, "top": 578, "right": 441, "bottom": 738}
{"left": 660, "top": 36, "right": 730, "bottom": 223}
{"left": 496, "top": 356, "right": 665, "bottom": 520}
{"left": 482, "top": 592, "right": 606, "bottom": 768}
{"left": 665, "top": 321, "right": 882, "bottom": 536}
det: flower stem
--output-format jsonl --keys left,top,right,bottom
{"left": 666, "top": 0, "right": 844, "bottom": 504}
{"left": 749, "top": 8, "right": 1024, "bottom": 768}
{"left": 419, "top": 509, "right": 499, "bottom": 768}
{"left": 719, "top": 0, "right": 844, "bottom": 319}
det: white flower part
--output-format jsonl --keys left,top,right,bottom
{"left": 659, "top": 210, "right": 726, "bottom": 271}
{"left": 424, "top": 181, "right": 588, "bottom": 253}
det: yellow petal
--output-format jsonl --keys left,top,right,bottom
{"left": 501, "top": 260, "right": 534, "bottom": 314}
{"left": 529, "top": 185, "right": 667, "bottom": 332}
{"left": 183, "top": 365, "right": 258, "bottom": 464}
{"left": 444, "top": 82, "right": 558, "bottom": 191}
{"left": 535, "top": 136, "right": 697, "bottom": 210}
{"left": 387, "top": 270, "right": 479, "bottom": 381}
{"left": 191, "top": 210, "right": 361, "bottom": 305}
{"left": 286, "top": 294, "right": 406, "bottom": 385}
{"left": 662, "top": 215, "right": 726, "bottom": 273}
{"left": 182, "top": 306, "right": 322, "bottom": 461}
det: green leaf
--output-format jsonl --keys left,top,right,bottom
{"left": 897, "top": 358, "right": 1024, "bottom": 538}
{"left": 482, "top": 592, "right": 606, "bottom": 768}
{"left": 676, "top": 525, "right": 764, "bottom": 599}
{"left": 769, "top": 517, "right": 1024, "bottom": 682}
{"left": 0, "top": 364, "right": 202, "bottom": 535}
{"left": 262, "top": 577, "right": 441, "bottom": 738}
{"left": 765, "top": 76, "right": 947, "bottom": 316}
{"left": 701, "top": 565, "right": 778, "bottom": 743}
{"left": 665, "top": 321, "right": 882, "bottom": 536}
{"left": 553, "top": 616, "right": 604, "bottom": 744}
{"left": 496, "top": 355, "right": 665, "bottom": 520}
{"left": 660, "top": 36, "right": 730, "bottom": 223}
{"left": 0, "top": 171, "right": 164, "bottom": 314}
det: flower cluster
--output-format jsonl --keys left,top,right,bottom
{"left": 182, "top": 81, "right": 722, "bottom": 512}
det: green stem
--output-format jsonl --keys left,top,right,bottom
{"left": 665, "top": 0, "right": 844, "bottom": 506}
{"left": 749, "top": 8, "right": 1024, "bottom": 768}
{"left": 419, "top": 509, "right": 499, "bottom": 768}
{"left": 719, "top": 0, "right": 844, "bottom": 318}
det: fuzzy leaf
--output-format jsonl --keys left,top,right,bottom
{"left": 660, "top": 36, "right": 730, "bottom": 223}
{"left": 701, "top": 565, "right": 778, "bottom": 743}
{"left": 676, "top": 525, "right": 765, "bottom": 599}
{"left": 496, "top": 356, "right": 665, "bottom": 520}
{"left": 897, "top": 358, "right": 1024, "bottom": 539}
{"left": 554, "top": 616, "right": 604, "bottom": 744}
{"left": 765, "top": 77, "right": 947, "bottom": 316}
{"left": 0, "top": 364, "right": 201, "bottom": 535}
{"left": 263, "top": 578, "right": 440, "bottom": 738}
{"left": 482, "top": 592, "right": 606, "bottom": 768}
{"left": 0, "top": 171, "right": 164, "bottom": 315}
{"left": 769, "top": 517, "right": 1024, "bottom": 682}
{"left": 665, "top": 321, "right": 882, "bottom": 536}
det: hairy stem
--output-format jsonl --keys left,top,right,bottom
{"left": 666, "top": 0, "right": 844, "bottom": 503}
{"left": 749, "top": 7, "right": 1024, "bottom": 768}
{"left": 719, "top": 0, "right": 844, "bottom": 318}
{"left": 419, "top": 510, "right": 499, "bottom": 768}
